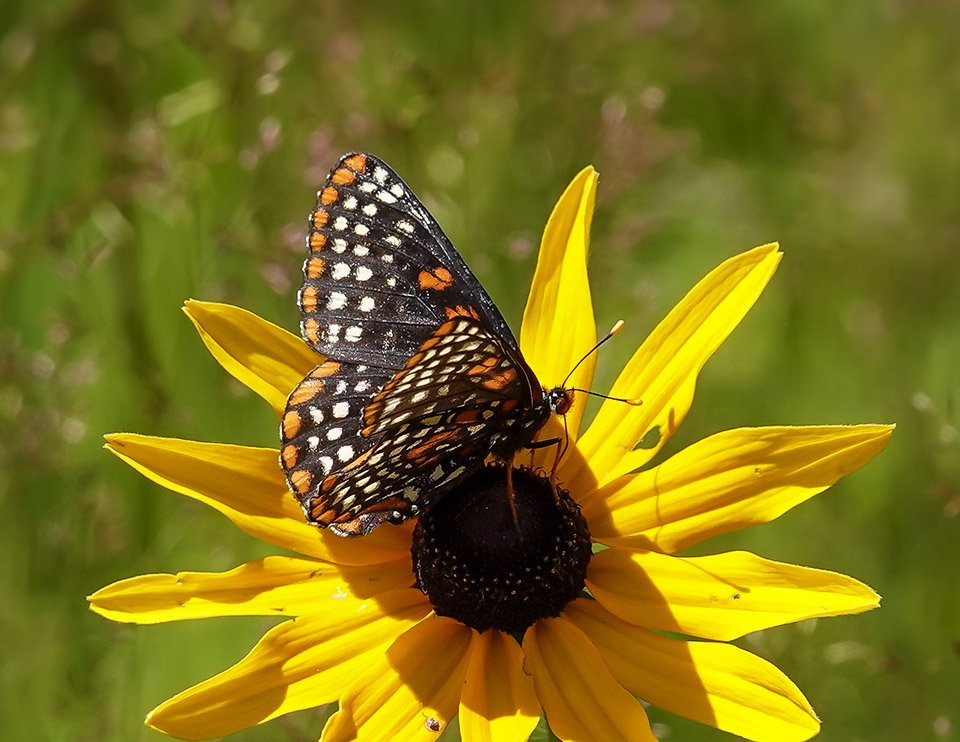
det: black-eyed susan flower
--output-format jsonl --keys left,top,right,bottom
{"left": 89, "top": 165, "right": 892, "bottom": 742}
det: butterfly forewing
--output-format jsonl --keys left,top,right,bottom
{"left": 300, "top": 153, "right": 516, "bottom": 368}
{"left": 282, "top": 153, "right": 554, "bottom": 536}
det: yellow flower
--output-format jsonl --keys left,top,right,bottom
{"left": 89, "top": 166, "right": 892, "bottom": 742}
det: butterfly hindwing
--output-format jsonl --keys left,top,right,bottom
{"left": 281, "top": 318, "right": 548, "bottom": 536}
{"left": 281, "top": 360, "right": 394, "bottom": 529}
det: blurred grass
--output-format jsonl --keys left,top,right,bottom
{"left": 1, "top": 1, "right": 958, "bottom": 740}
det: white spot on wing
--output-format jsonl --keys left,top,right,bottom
{"left": 310, "top": 407, "right": 324, "bottom": 424}
{"left": 397, "top": 220, "right": 414, "bottom": 234}
{"left": 373, "top": 166, "right": 388, "bottom": 184}
{"left": 327, "top": 427, "right": 342, "bottom": 441}
{"left": 332, "top": 262, "right": 350, "bottom": 280}
{"left": 343, "top": 196, "right": 358, "bottom": 210}
{"left": 332, "top": 401, "right": 350, "bottom": 419}
{"left": 337, "top": 445, "right": 355, "bottom": 462}
{"left": 355, "top": 266, "right": 373, "bottom": 281}
{"left": 333, "top": 216, "right": 348, "bottom": 231}
{"left": 345, "top": 326, "right": 363, "bottom": 342}
{"left": 326, "top": 291, "right": 347, "bottom": 310}
{"left": 359, "top": 296, "right": 375, "bottom": 312}
{"left": 354, "top": 223, "right": 369, "bottom": 237}
{"left": 362, "top": 203, "right": 378, "bottom": 216}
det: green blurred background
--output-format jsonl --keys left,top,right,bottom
{"left": 1, "top": 1, "right": 957, "bottom": 740}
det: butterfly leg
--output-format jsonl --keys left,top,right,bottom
{"left": 525, "top": 436, "right": 564, "bottom": 502}
{"left": 506, "top": 460, "right": 520, "bottom": 531}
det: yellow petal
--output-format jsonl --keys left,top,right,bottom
{"left": 87, "top": 555, "right": 418, "bottom": 623}
{"left": 322, "top": 615, "right": 473, "bottom": 742}
{"left": 184, "top": 300, "right": 319, "bottom": 417}
{"left": 460, "top": 630, "right": 540, "bottom": 742}
{"left": 572, "top": 244, "right": 782, "bottom": 494}
{"left": 566, "top": 600, "right": 820, "bottom": 742}
{"left": 522, "top": 614, "right": 656, "bottom": 742}
{"left": 585, "top": 424, "right": 895, "bottom": 553}
{"left": 105, "top": 433, "right": 412, "bottom": 565}
{"left": 586, "top": 548, "right": 880, "bottom": 641}
{"left": 520, "top": 166, "right": 598, "bottom": 448}
{"left": 146, "top": 587, "right": 429, "bottom": 740}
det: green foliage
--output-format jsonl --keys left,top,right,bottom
{"left": 1, "top": 1, "right": 957, "bottom": 740}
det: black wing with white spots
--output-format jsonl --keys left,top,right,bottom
{"left": 282, "top": 153, "right": 567, "bottom": 537}
{"left": 298, "top": 152, "right": 517, "bottom": 369}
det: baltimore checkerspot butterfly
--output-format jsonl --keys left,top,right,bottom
{"left": 280, "top": 153, "right": 577, "bottom": 536}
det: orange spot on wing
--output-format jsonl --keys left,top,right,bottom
{"left": 307, "top": 256, "right": 325, "bottom": 278}
{"left": 311, "top": 361, "right": 342, "bottom": 378}
{"left": 291, "top": 469, "right": 312, "bottom": 494}
{"left": 331, "top": 168, "right": 356, "bottom": 185}
{"left": 312, "top": 505, "right": 338, "bottom": 525}
{"left": 343, "top": 154, "right": 368, "bottom": 172}
{"left": 312, "top": 209, "right": 329, "bottom": 228}
{"left": 300, "top": 285, "right": 320, "bottom": 313}
{"left": 455, "top": 409, "right": 481, "bottom": 424}
{"left": 418, "top": 266, "right": 454, "bottom": 291}
{"left": 281, "top": 444, "right": 299, "bottom": 468}
{"left": 309, "top": 232, "right": 327, "bottom": 252}
{"left": 468, "top": 357, "right": 500, "bottom": 376}
{"left": 320, "top": 186, "right": 339, "bottom": 205}
{"left": 406, "top": 430, "right": 459, "bottom": 460}
{"left": 320, "top": 475, "right": 339, "bottom": 495}
{"left": 282, "top": 411, "right": 302, "bottom": 439}
{"left": 288, "top": 377, "right": 324, "bottom": 406}
{"left": 481, "top": 368, "right": 518, "bottom": 391}
{"left": 444, "top": 305, "right": 480, "bottom": 320}
{"left": 303, "top": 318, "right": 321, "bottom": 345}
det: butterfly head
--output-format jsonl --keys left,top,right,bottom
{"left": 545, "top": 386, "right": 575, "bottom": 416}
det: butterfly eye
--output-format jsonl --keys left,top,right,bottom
{"left": 550, "top": 388, "right": 574, "bottom": 416}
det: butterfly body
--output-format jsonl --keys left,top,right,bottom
{"left": 280, "top": 153, "right": 570, "bottom": 536}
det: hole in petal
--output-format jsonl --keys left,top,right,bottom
{"left": 634, "top": 425, "right": 661, "bottom": 451}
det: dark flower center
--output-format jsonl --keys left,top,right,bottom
{"left": 411, "top": 465, "right": 592, "bottom": 633}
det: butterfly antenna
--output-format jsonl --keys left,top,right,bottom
{"left": 566, "top": 388, "right": 644, "bottom": 406}
{"left": 560, "top": 320, "right": 643, "bottom": 405}
{"left": 561, "top": 320, "right": 626, "bottom": 390}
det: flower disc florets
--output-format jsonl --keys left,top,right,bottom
{"left": 411, "top": 465, "right": 592, "bottom": 633}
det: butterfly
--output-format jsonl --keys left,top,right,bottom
{"left": 279, "top": 153, "right": 573, "bottom": 536}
